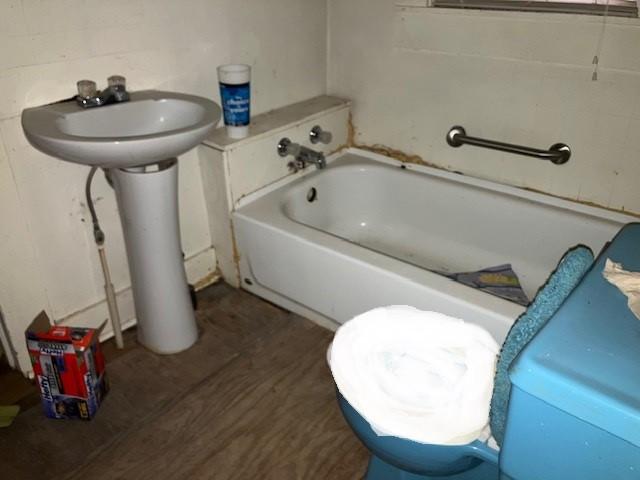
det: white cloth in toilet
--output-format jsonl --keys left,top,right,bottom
{"left": 329, "top": 306, "right": 500, "bottom": 446}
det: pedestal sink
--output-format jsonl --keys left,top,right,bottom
{"left": 22, "top": 90, "right": 221, "bottom": 353}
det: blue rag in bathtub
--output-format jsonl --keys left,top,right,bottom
{"left": 439, "top": 264, "right": 530, "bottom": 306}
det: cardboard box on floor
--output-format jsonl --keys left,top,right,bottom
{"left": 25, "top": 312, "right": 109, "bottom": 420}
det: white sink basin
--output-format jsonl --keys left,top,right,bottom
{"left": 22, "top": 90, "right": 221, "bottom": 168}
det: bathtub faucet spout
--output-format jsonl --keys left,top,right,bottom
{"left": 277, "top": 138, "right": 326, "bottom": 171}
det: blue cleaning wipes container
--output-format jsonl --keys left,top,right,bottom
{"left": 217, "top": 64, "right": 251, "bottom": 139}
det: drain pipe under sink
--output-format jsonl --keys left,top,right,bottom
{"left": 86, "top": 166, "right": 124, "bottom": 349}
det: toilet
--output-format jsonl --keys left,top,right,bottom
{"left": 332, "top": 223, "right": 640, "bottom": 480}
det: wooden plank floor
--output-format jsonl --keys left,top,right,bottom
{"left": 0, "top": 283, "right": 369, "bottom": 479}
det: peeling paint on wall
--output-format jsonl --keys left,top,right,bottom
{"left": 348, "top": 112, "right": 447, "bottom": 170}
{"left": 346, "top": 111, "right": 356, "bottom": 147}
{"left": 192, "top": 271, "right": 221, "bottom": 292}
{"left": 228, "top": 219, "right": 242, "bottom": 286}
{"left": 356, "top": 144, "right": 434, "bottom": 168}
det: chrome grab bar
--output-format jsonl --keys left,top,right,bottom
{"left": 446, "top": 126, "right": 571, "bottom": 165}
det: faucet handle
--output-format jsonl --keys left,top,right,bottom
{"left": 108, "top": 75, "right": 127, "bottom": 89}
{"left": 309, "top": 125, "right": 332, "bottom": 145}
{"left": 278, "top": 138, "right": 292, "bottom": 157}
{"left": 278, "top": 137, "right": 301, "bottom": 157}
{"left": 77, "top": 80, "right": 97, "bottom": 99}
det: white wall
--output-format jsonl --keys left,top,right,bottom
{"left": 0, "top": 0, "right": 327, "bottom": 373}
{"left": 328, "top": 1, "right": 640, "bottom": 214}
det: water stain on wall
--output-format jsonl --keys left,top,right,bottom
{"left": 346, "top": 112, "right": 448, "bottom": 170}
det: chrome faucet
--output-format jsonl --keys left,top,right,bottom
{"left": 76, "top": 76, "right": 130, "bottom": 108}
{"left": 278, "top": 137, "right": 326, "bottom": 171}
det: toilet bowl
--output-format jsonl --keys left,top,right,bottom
{"left": 338, "top": 393, "right": 499, "bottom": 479}
{"left": 332, "top": 245, "right": 599, "bottom": 480}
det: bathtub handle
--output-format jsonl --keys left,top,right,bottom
{"left": 446, "top": 126, "right": 571, "bottom": 165}
{"left": 278, "top": 137, "right": 297, "bottom": 157}
{"left": 310, "top": 125, "right": 333, "bottom": 145}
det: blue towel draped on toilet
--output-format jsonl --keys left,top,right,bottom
{"left": 490, "top": 246, "right": 595, "bottom": 446}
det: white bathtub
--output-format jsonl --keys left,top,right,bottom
{"left": 233, "top": 149, "right": 633, "bottom": 342}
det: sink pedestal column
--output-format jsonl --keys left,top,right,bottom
{"left": 112, "top": 159, "right": 198, "bottom": 354}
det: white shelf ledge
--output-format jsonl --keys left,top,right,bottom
{"left": 202, "top": 95, "right": 350, "bottom": 152}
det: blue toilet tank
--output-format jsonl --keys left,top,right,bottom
{"left": 501, "top": 224, "right": 640, "bottom": 480}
